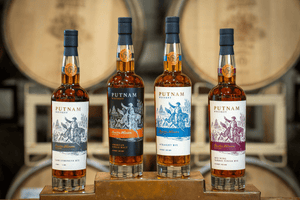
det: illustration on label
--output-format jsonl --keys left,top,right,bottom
{"left": 221, "top": 64, "right": 235, "bottom": 78}
{"left": 65, "top": 63, "right": 78, "bottom": 77}
{"left": 108, "top": 88, "right": 144, "bottom": 157}
{"left": 120, "top": 49, "right": 132, "bottom": 62}
{"left": 156, "top": 87, "right": 191, "bottom": 156}
{"left": 211, "top": 116, "right": 245, "bottom": 144}
{"left": 156, "top": 101, "right": 191, "bottom": 131}
{"left": 109, "top": 101, "right": 143, "bottom": 137}
{"left": 167, "top": 52, "right": 179, "bottom": 65}
{"left": 52, "top": 101, "right": 89, "bottom": 170}
{"left": 210, "top": 101, "right": 246, "bottom": 170}
{"left": 52, "top": 115, "right": 88, "bottom": 146}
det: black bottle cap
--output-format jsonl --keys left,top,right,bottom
{"left": 64, "top": 30, "right": 78, "bottom": 47}
{"left": 118, "top": 17, "right": 132, "bottom": 34}
{"left": 165, "top": 16, "right": 179, "bottom": 34}
{"left": 220, "top": 28, "right": 234, "bottom": 46}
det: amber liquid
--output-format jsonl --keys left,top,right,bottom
{"left": 107, "top": 60, "right": 144, "bottom": 166}
{"left": 51, "top": 73, "right": 89, "bottom": 181}
{"left": 154, "top": 59, "right": 192, "bottom": 167}
{"left": 208, "top": 75, "right": 246, "bottom": 180}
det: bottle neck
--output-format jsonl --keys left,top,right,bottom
{"left": 62, "top": 47, "right": 80, "bottom": 85}
{"left": 218, "top": 53, "right": 236, "bottom": 85}
{"left": 163, "top": 36, "right": 182, "bottom": 73}
{"left": 117, "top": 34, "right": 135, "bottom": 73}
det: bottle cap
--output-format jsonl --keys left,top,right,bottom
{"left": 165, "top": 16, "right": 179, "bottom": 34}
{"left": 64, "top": 30, "right": 78, "bottom": 47}
{"left": 219, "top": 28, "right": 234, "bottom": 46}
{"left": 118, "top": 17, "right": 132, "bottom": 34}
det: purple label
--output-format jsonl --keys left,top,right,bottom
{"left": 211, "top": 142, "right": 245, "bottom": 151}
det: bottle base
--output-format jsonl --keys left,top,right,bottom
{"left": 52, "top": 176, "right": 85, "bottom": 192}
{"left": 157, "top": 164, "right": 190, "bottom": 178}
{"left": 110, "top": 163, "right": 143, "bottom": 178}
{"left": 211, "top": 175, "right": 245, "bottom": 191}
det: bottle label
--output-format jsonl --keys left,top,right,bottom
{"left": 64, "top": 63, "right": 78, "bottom": 76}
{"left": 119, "top": 49, "right": 132, "bottom": 62}
{"left": 52, "top": 101, "right": 89, "bottom": 170}
{"left": 155, "top": 87, "right": 191, "bottom": 156}
{"left": 108, "top": 88, "right": 144, "bottom": 156}
{"left": 218, "top": 64, "right": 236, "bottom": 78}
{"left": 210, "top": 100, "right": 246, "bottom": 170}
{"left": 163, "top": 53, "right": 182, "bottom": 65}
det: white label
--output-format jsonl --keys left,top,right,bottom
{"left": 155, "top": 87, "right": 191, "bottom": 156}
{"left": 156, "top": 136, "right": 190, "bottom": 155}
{"left": 211, "top": 150, "right": 245, "bottom": 170}
{"left": 52, "top": 101, "right": 89, "bottom": 170}
{"left": 210, "top": 100, "right": 246, "bottom": 170}
{"left": 52, "top": 151, "right": 87, "bottom": 170}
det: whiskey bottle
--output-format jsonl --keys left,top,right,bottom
{"left": 107, "top": 17, "right": 144, "bottom": 177}
{"left": 154, "top": 16, "right": 192, "bottom": 178}
{"left": 51, "top": 30, "right": 89, "bottom": 191}
{"left": 208, "top": 28, "right": 246, "bottom": 190}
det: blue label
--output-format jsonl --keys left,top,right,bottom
{"left": 156, "top": 127, "right": 190, "bottom": 137}
{"left": 163, "top": 55, "right": 182, "bottom": 61}
{"left": 155, "top": 87, "right": 191, "bottom": 155}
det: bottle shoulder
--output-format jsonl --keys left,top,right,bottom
{"left": 154, "top": 72, "right": 192, "bottom": 87}
{"left": 107, "top": 72, "right": 144, "bottom": 88}
{"left": 208, "top": 84, "right": 246, "bottom": 101}
{"left": 52, "top": 84, "right": 89, "bottom": 102}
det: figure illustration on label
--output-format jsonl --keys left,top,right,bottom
{"left": 53, "top": 115, "right": 88, "bottom": 146}
{"left": 157, "top": 101, "right": 190, "bottom": 131}
{"left": 212, "top": 114, "right": 245, "bottom": 144}
{"left": 109, "top": 100, "right": 143, "bottom": 136}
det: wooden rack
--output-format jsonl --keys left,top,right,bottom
{"left": 40, "top": 171, "right": 261, "bottom": 200}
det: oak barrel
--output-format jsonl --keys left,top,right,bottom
{"left": 168, "top": 0, "right": 300, "bottom": 91}
{"left": 198, "top": 157, "right": 300, "bottom": 197}
{"left": 2, "top": 0, "right": 145, "bottom": 89}
{"left": 5, "top": 159, "right": 109, "bottom": 199}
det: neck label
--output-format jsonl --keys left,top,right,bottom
{"left": 119, "top": 49, "right": 132, "bottom": 62}
{"left": 219, "top": 64, "right": 235, "bottom": 78}
{"left": 164, "top": 53, "right": 181, "bottom": 65}
{"left": 65, "top": 63, "right": 78, "bottom": 77}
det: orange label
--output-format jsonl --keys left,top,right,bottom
{"left": 65, "top": 63, "right": 77, "bottom": 76}
{"left": 120, "top": 49, "right": 132, "bottom": 62}
{"left": 167, "top": 52, "right": 179, "bottom": 65}
{"left": 109, "top": 128, "right": 143, "bottom": 138}
{"left": 222, "top": 64, "right": 234, "bottom": 78}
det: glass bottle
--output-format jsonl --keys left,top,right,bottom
{"left": 107, "top": 17, "right": 144, "bottom": 177}
{"left": 51, "top": 30, "right": 89, "bottom": 191}
{"left": 154, "top": 16, "right": 192, "bottom": 178}
{"left": 208, "top": 28, "right": 246, "bottom": 190}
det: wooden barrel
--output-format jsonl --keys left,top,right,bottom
{"left": 197, "top": 157, "right": 300, "bottom": 197}
{"left": 168, "top": 0, "right": 300, "bottom": 91}
{"left": 2, "top": 0, "right": 145, "bottom": 90}
{"left": 5, "top": 159, "right": 109, "bottom": 199}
